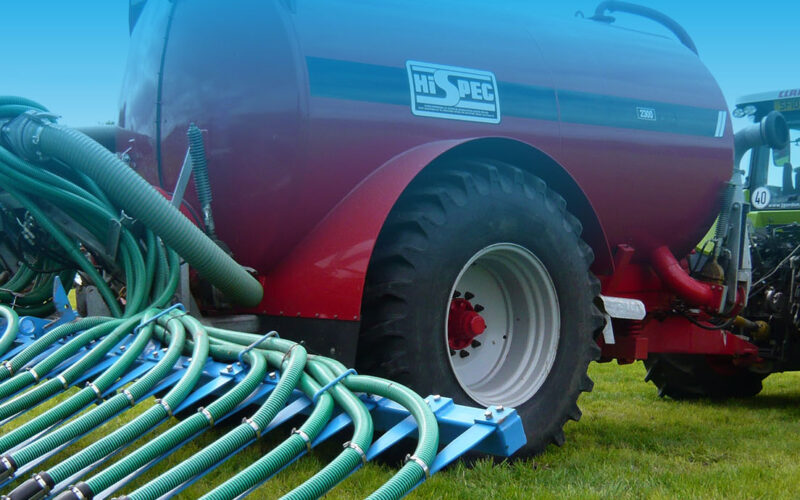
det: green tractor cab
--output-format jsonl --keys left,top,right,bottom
{"left": 735, "top": 90, "right": 800, "bottom": 217}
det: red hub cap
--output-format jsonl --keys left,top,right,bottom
{"left": 448, "top": 298, "right": 487, "bottom": 350}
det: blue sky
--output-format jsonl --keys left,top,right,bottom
{"left": 1, "top": 1, "right": 798, "bottom": 130}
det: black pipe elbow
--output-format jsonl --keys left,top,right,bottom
{"left": 7, "top": 471, "right": 54, "bottom": 500}
{"left": 52, "top": 482, "right": 93, "bottom": 500}
{"left": 0, "top": 455, "right": 17, "bottom": 482}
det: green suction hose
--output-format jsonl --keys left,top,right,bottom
{"left": 2, "top": 112, "right": 262, "bottom": 307}
{"left": 0, "top": 306, "right": 19, "bottom": 358}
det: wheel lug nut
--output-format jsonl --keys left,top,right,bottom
{"left": 464, "top": 292, "right": 475, "bottom": 301}
{"left": 450, "top": 349, "right": 456, "bottom": 356}
{"left": 453, "top": 291, "right": 461, "bottom": 298}
{"left": 474, "top": 304, "right": 484, "bottom": 312}
{"left": 471, "top": 340, "right": 481, "bottom": 348}
{"left": 459, "top": 350, "right": 470, "bottom": 358}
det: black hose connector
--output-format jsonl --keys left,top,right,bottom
{"left": 51, "top": 482, "right": 93, "bottom": 500}
{"left": 7, "top": 471, "right": 54, "bottom": 500}
{"left": 734, "top": 111, "right": 790, "bottom": 167}
{"left": 0, "top": 111, "right": 58, "bottom": 163}
{"left": 590, "top": 1, "right": 699, "bottom": 55}
{"left": 0, "top": 454, "right": 17, "bottom": 482}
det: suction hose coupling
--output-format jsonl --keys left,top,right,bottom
{"left": 0, "top": 112, "right": 263, "bottom": 307}
{"left": 0, "top": 110, "right": 59, "bottom": 163}
{"left": 7, "top": 471, "right": 54, "bottom": 500}
{"left": 734, "top": 110, "right": 790, "bottom": 167}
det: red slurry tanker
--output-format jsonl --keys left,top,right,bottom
{"left": 114, "top": 0, "right": 790, "bottom": 454}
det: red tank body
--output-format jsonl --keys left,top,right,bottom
{"left": 119, "top": 0, "right": 732, "bottom": 321}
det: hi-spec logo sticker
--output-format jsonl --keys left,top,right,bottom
{"left": 407, "top": 61, "right": 500, "bottom": 124}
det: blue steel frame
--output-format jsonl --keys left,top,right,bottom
{"left": 0, "top": 297, "right": 526, "bottom": 498}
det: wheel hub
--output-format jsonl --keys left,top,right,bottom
{"left": 447, "top": 298, "right": 486, "bottom": 350}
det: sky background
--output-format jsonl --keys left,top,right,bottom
{"left": 1, "top": 0, "right": 798, "bottom": 131}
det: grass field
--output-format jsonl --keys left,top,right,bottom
{"left": 5, "top": 361, "right": 800, "bottom": 499}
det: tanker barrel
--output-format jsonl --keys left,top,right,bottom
{"left": 734, "top": 110, "right": 790, "bottom": 167}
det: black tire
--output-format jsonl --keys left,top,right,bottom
{"left": 644, "top": 354, "right": 766, "bottom": 399}
{"left": 357, "top": 159, "right": 602, "bottom": 455}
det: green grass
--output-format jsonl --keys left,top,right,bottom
{"left": 4, "top": 362, "right": 800, "bottom": 498}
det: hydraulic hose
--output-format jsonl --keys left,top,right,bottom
{"left": 79, "top": 348, "right": 266, "bottom": 498}
{"left": 2, "top": 114, "right": 263, "bottom": 307}
{"left": 200, "top": 355, "right": 336, "bottom": 500}
{"left": 317, "top": 357, "right": 438, "bottom": 500}
{"left": 279, "top": 358, "right": 373, "bottom": 500}
{"left": 125, "top": 340, "right": 307, "bottom": 499}
{"left": 0, "top": 315, "right": 156, "bottom": 460}
{"left": 37, "top": 313, "right": 208, "bottom": 493}
{"left": 0, "top": 317, "right": 110, "bottom": 383}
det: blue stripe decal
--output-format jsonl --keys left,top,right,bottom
{"left": 306, "top": 57, "right": 723, "bottom": 137}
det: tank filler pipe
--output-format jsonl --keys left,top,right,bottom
{"left": 590, "top": 1, "right": 698, "bottom": 55}
{"left": 650, "top": 245, "right": 729, "bottom": 314}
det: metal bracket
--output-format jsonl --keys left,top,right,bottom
{"left": 236, "top": 331, "right": 279, "bottom": 366}
{"left": 133, "top": 304, "right": 186, "bottom": 335}
{"left": 312, "top": 369, "right": 356, "bottom": 404}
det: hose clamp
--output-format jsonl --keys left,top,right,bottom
{"left": 343, "top": 441, "right": 367, "bottom": 465}
{"left": 198, "top": 406, "right": 214, "bottom": 427}
{"left": 122, "top": 389, "right": 136, "bottom": 407}
{"left": 26, "top": 367, "right": 39, "bottom": 383}
{"left": 34, "top": 473, "right": 51, "bottom": 494}
{"left": 69, "top": 485, "right": 88, "bottom": 500}
{"left": 242, "top": 417, "right": 261, "bottom": 438}
{"left": 86, "top": 382, "right": 103, "bottom": 401}
{"left": 405, "top": 454, "right": 431, "bottom": 479}
{"left": 291, "top": 428, "right": 312, "bottom": 453}
{"left": 157, "top": 398, "right": 173, "bottom": 417}
{"left": 56, "top": 374, "right": 69, "bottom": 390}
{"left": 1, "top": 361, "right": 14, "bottom": 376}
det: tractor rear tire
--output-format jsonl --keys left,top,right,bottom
{"left": 644, "top": 354, "right": 766, "bottom": 399}
{"left": 357, "top": 159, "right": 603, "bottom": 456}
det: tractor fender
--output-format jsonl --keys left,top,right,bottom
{"left": 259, "top": 137, "right": 609, "bottom": 321}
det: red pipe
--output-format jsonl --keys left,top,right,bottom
{"left": 650, "top": 245, "right": 722, "bottom": 311}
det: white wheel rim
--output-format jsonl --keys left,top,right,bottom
{"left": 445, "top": 243, "right": 560, "bottom": 408}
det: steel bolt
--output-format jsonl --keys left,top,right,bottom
{"left": 269, "top": 371, "right": 277, "bottom": 379}
{"left": 434, "top": 394, "right": 441, "bottom": 401}
{"left": 471, "top": 340, "right": 482, "bottom": 348}
{"left": 497, "top": 405, "right": 504, "bottom": 412}
{"left": 226, "top": 365, "right": 233, "bottom": 372}
{"left": 484, "top": 410, "right": 493, "bottom": 420}
{"left": 119, "top": 345, "right": 126, "bottom": 352}
{"left": 464, "top": 292, "right": 475, "bottom": 301}
{"left": 459, "top": 350, "right": 470, "bottom": 358}
{"left": 153, "top": 351, "right": 159, "bottom": 359}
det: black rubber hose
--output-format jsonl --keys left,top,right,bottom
{"left": 4, "top": 116, "right": 263, "bottom": 307}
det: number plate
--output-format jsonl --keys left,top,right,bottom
{"left": 775, "top": 98, "right": 800, "bottom": 113}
